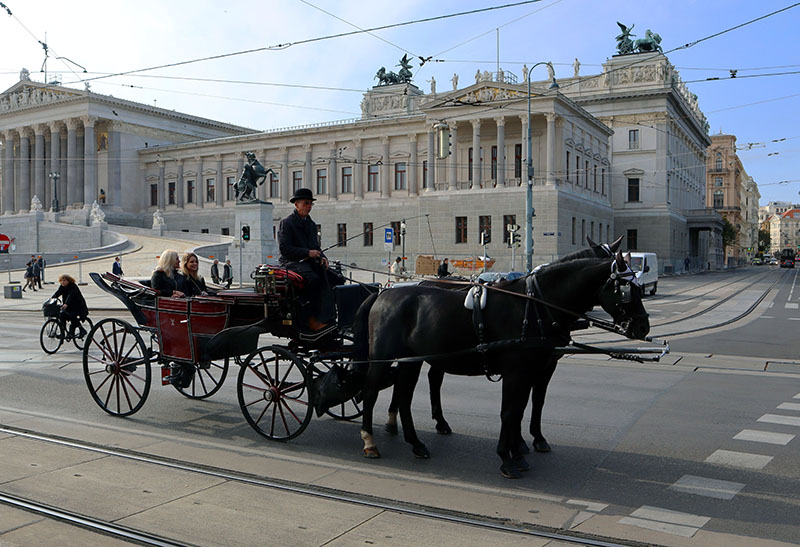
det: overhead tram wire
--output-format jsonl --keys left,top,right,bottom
{"left": 61, "top": 0, "right": 546, "bottom": 87}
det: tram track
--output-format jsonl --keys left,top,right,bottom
{"left": 648, "top": 269, "right": 765, "bottom": 303}
{"left": 0, "top": 425, "right": 654, "bottom": 547}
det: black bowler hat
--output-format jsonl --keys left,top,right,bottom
{"left": 290, "top": 188, "right": 316, "bottom": 203}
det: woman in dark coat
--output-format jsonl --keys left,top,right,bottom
{"left": 52, "top": 274, "right": 89, "bottom": 337}
{"left": 179, "top": 252, "right": 211, "bottom": 297}
{"left": 23, "top": 261, "right": 37, "bottom": 292}
{"left": 151, "top": 249, "right": 185, "bottom": 297}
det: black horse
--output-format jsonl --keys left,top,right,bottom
{"left": 385, "top": 236, "right": 625, "bottom": 452}
{"left": 353, "top": 250, "right": 649, "bottom": 478}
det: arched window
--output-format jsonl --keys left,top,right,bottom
{"left": 715, "top": 153, "right": 723, "bottom": 170}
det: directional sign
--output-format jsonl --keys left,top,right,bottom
{"left": 384, "top": 227, "right": 394, "bottom": 251}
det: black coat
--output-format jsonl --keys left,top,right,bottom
{"left": 278, "top": 210, "right": 322, "bottom": 265}
{"left": 437, "top": 262, "right": 450, "bottom": 278}
{"left": 151, "top": 270, "right": 179, "bottom": 297}
{"left": 52, "top": 282, "right": 88, "bottom": 318}
{"left": 181, "top": 275, "right": 208, "bottom": 297}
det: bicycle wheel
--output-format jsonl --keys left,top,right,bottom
{"left": 39, "top": 319, "right": 63, "bottom": 354}
{"left": 72, "top": 317, "right": 95, "bottom": 350}
{"left": 237, "top": 346, "right": 312, "bottom": 441}
{"left": 83, "top": 318, "right": 151, "bottom": 417}
{"left": 174, "top": 357, "right": 229, "bottom": 399}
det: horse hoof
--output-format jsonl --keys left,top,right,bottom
{"left": 500, "top": 464, "right": 522, "bottom": 479}
{"left": 384, "top": 423, "right": 398, "bottom": 436}
{"left": 512, "top": 455, "right": 530, "bottom": 471}
{"left": 533, "top": 439, "right": 551, "bottom": 453}
{"left": 363, "top": 447, "right": 381, "bottom": 459}
{"left": 435, "top": 422, "right": 452, "bottom": 435}
{"left": 412, "top": 445, "right": 430, "bottom": 459}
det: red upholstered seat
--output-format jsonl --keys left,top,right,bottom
{"left": 254, "top": 265, "right": 305, "bottom": 289}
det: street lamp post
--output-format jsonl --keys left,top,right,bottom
{"left": 400, "top": 219, "right": 407, "bottom": 274}
{"left": 48, "top": 171, "right": 60, "bottom": 212}
{"left": 524, "top": 62, "right": 559, "bottom": 271}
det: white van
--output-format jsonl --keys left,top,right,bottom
{"left": 627, "top": 252, "right": 658, "bottom": 295}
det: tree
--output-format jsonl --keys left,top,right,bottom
{"left": 758, "top": 229, "right": 770, "bottom": 253}
{"left": 722, "top": 218, "right": 738, "bottom": 249}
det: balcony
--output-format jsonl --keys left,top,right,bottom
{"left": 708, "top": 167, "right": 728, "bottom": 174}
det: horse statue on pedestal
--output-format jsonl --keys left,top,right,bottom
{"left": 635, "top": 29, "right": 663, "bottom": 53}
{"left": 236, "top": 151, "right": 274, "bottom": 203}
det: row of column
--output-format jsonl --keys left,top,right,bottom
{"left": 1, "top": 116, "right": 105, "bottom": 215}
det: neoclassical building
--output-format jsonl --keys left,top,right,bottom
{"left": 2, "top": 52, "right": 724, "bottom": 273}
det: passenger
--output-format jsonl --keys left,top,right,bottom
{"left": 278, "top": 188, "right": 343, "bottom": 331}
{"left": 151, "top": 249, "right": 185, "bottom": 297}
{"left": 437, "top": 257, "right": 450, "bottom": 278}
{"left": 180, "top": 252, "right": 211, "bottom": 296}
{"left": 52, "top": 274, "right": 89, "bottom": 338}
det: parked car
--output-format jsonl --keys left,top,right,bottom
{"left": 627, "top": 252, "right": 659, "bottom": 295}
{"left": 781, "top": 258, "right": 795, "bottom": 268}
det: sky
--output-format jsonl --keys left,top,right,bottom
{"left": 1, "top": 0, "right": 798, "bottom": 205}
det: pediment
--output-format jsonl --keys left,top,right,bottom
{"left": 223, "top": 166, "right": 239, "bottom": 174}
{"left": 623, "top": 168, "right": 645, "bottom": 176}
{"left": 0, "top": 80, "right": 85, "bottom": 114}
{"left": 423, "top": 82, "right": 529, "bottom": 109}
{"left": 390, "top": 150, "right": 410, "bottom": 160}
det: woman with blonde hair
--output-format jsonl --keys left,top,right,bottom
{"left": 151, "top": 249, "right": 184, "bottom": 297}
{"left": 179, "top": 252, "right": 210, "bottom": 296}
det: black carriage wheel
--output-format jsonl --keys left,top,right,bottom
{"left": 237, "top": 346, "right": 312, "bottom": 441}
{"left": 72, "top": 317, "right": 95, "bottom": 350}
{"left": 39, "top": 319, "right": 63, "bottom": 354}
{"left": 174, "top": 357, "right": 229, "bottom": 399}
{"left": 314, "top": 357, "right": 364, "bottom": 421}
{"left": 82, "top": 318, "right": 151, "bottom": 417}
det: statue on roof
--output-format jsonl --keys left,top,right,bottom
{"left": 634, "top": 29, "right": 663, "bottom": 53}
{"left": 374, "top": 55, "right": 414, "bottom": 86}
{"left": 615, "top": 22, "right": 636, "bottom": 55}
{"left": 19, "top": 68, "right": 31, "bottom": 81}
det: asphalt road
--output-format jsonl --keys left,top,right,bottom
{"left": 1, "top": 266, "right": 799, "bottom": 545}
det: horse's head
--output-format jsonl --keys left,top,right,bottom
{"left": 596, "top": 251, "right": 650, "bottom": 339}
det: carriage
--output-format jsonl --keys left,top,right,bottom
{"left": 84, "top": 267, "right": 378, "bottom": 440}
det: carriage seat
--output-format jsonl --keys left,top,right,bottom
{"left": 253, "top": 264, "right": 305, "bottom": 294}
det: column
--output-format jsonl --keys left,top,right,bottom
{"left": 44, "top": 131, "right": 51, "bottom": 208}
{"left": 107, "top": 123, "right": 121, "bottom": 208}
{"left": 328, "top": 142, "right": 337, "bottom": 200}
{"left": 448, "top": 122, "right": 458, "bottom": 190}
{"left": 59, "top": 132, "right": 67, "bottom": 207}
{"left": 18, "top": 128, "right": 31, "bottom": 211}
{"left": 495, "top": 117, "right": 506, "bottom": 188}
{"left": 33, "top": 125, "right": 46, "bottom": 206}
{"left": 280, "top": 147, "right": 289, "bottom": 202}
{"left": 66, "top": 118, "right": 79, "bottom": 207}
{"left": 82, "top": 116, "right": 97, "bottom": 206}
{"left": 303, "top": 144, "right": 311, "bottom": 195}
{"left": 196, "top": 157, "right": 204, "bottom": 207}
{"left": 408, "top": 134, "right": 418, "bottom": 197}
{"left": 76, "top": 130, "right": 85, "bottom": 205}
{"left": 176, "top": 160, "right": 184, "bottom": 207}
{"left": 354, "top": 139, "right": 363, "bottom": 200}
{"left": 381, "top": 136, "right": 390, "bottom": 198}
{"left": 471, "top": 119, "right": 482, "bottom": 189}
{"left": 2, "top": 130, "right": 15, "bottom": 214}
{"left": 215, "top": 155, "right": 224, "bottom": 206}
{"left": 426, "top": 127, "right": 435, "bottom": 191}
{"left": 158, "top": 163, "right": 165, "bottom": 210}
{"left": 545, "top": 113, "right": 557, "bottom": 185}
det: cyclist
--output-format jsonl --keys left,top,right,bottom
{"left": 51, "top": 274, "right": 89, "bottom": 339}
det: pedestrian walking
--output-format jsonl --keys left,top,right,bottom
{"left": 222, "top": 259, "right": 233, "bottom": 288}
{"left": 32, "top": 258, "right": 42, "bottom": 290}
{"left": 210, "top": 259, "right": 220, "bottom": 284}
{"left": 684, "top": 256, "right": 690, "bottom": 273}
{"left": 22, "top": 261, "right": 37, "bottom": 292}
{"left": 112, "top": 256, "right": 124, "bottom": 276}
{"left": 37, "top": 255, "right": 45, "bottom": 285}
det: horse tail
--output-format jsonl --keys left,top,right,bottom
{"left": 353, "top": 291, "right": 379, "bottom": 372}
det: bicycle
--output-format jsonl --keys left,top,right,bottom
{"left": 39, "top": 299, "right": 94, "bottom": 354}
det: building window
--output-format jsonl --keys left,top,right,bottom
{"left": 168, "top": 181, "right": 175, "bottom": 205}
{"left": 581, "top": 219, "right": 586, "bottom": 244}
{"left": 456, "top": 216, "right": 468, "bottom": 243}
{"left": 566, "top": 151, "right": 570, "bottom": 182}
{"left": 715, "top": 153, "right": 723, "bottom": 170}
{"left": 269, "top": 171, "right": 279, "bottom": 197}
{"left": 292, "top": 171, "right": 303, "bottom": 192}
{"left": 629, "top": 129, "right": 639, "bottom": 150}
{"left": 316, "top": 168, "right": 327, "bottom": 195}
{"left": 341, "top": 166, "right": 353, "bottom": 193}
{"left": 627, "top": 178, "right": 640, "bottom": 202}
{"left": 576, "top": 154, "right": 581, "bottom": 184}
{"left": 468, "top": 148, "right": 473, "bottom": 182}
{"left": 514, "top": 144, "right": 522, "bottom": 178}
{"left": 186, "top": 180, "right": 195, "bottom": 203}
{"left": 601, "top": 168, "right": 605, "bottom": 194}
{"left": 422, "top": 160, "right": 428, "bottom": 189}
{"left": 479, "top": 215, "right": 491, "bottom": 244}
{"left": 367, "top": 165, "right": 379, "bottom": 192}
{"left": 226, "top": 176, "right": 235, "bottom": 201}
{"left": 150, "top": 184, "right": 158, "bottom": 206}
{"left": 713, "top": 189, "right": 724, "bottom": 208}
{"left": 585, "top": 160, "right": 590, "bottom": 188}
{"left": 394, "top": 162, "right": 406, "bottom": 190}
{"left": 503, "top": 214, "right": 516, "bottom": 244}
{"left": 593, "top": 164, "right": 598, "bottom": 192}
{"left": 627, "top": 229, "right": 638, "bottom": 250}
{"left": 337, "top": 223, "right": 347, "bottom": 247}
{"left": 491, "top": 145, "right": 497, "bottom": 180}
{"left": 206, "top": 178, "right": 215, "bottom": 202}
{"left": 201, "top": 228, "right": 209, "bottom": 234}
{"left": 590, "top": 221, "right": 595, "bottom": 240}
{"left": 221, "top": 227, "right": 230, "bottom": 236}
{"left": 571, "top": 217, "right": 576, "bottom": 245}
{"left": 599, "top": 223, "right": 603, "bottom": 242}
{"left": 714, "top": 176, "right": 723, "bottom": 187}
{"left": 363, "top": 222, "right": 373, "bottom": 246}
{"left": 391, "top": 221, "right": 401, "bottom": 245}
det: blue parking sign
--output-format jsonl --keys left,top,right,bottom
{"left": 385, "top": 228, "right": 393, "bottom": 244}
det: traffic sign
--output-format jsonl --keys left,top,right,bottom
{"left": 384, "top": 227, "right": 394, "bottom": 251}
{"left": 0, "top": 234, "right": 9, "bottom": 253}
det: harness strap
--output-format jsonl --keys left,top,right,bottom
{"left": 470, "top": 286, "right": 497, "bottom": 381}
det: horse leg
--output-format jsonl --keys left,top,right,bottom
{"left": 360, "top": 364, "right": 388, "bottom": 458}
{"left": 428, "top": 366, "right": 452, "bottom": 434}
{"left": 498, "top": 369, "right": 533, "bottom": 478}
{"left": 396, "top": 361, "right": 429, "bottom": 458}
{"left": 529, "top": 355, "right": 558, "bottom": 453}
{"left": 385, "top": 388, "right": 399, "bottom": 435}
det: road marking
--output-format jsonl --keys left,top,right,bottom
{"left": 619, "top": 506, "right": 709, "bottom": 538}
{"left": 785, "top": 303, "right": 799, "bottom": 309}
{"left": 669, "top": 475, "right": 744, "bottom": 500}
{"left": 789, "top": 318, "right": 800, "bottom": 321}
{"left": 758, "top": 414, "right": 800, "bottom": 427}
{"left": 759, "top": 315, "right": 775, "bottom": 319}
{"left": 777, "top": 402, "right": 800, "bottom": 412}
{"left": 566, "top": 499, "right": 608, "bottom": 512}
{"left": 734, "top": 429, "right": 795, "bottom": 445}
{"left": 705, "top": 449, "right": 772, "bottom": 469}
